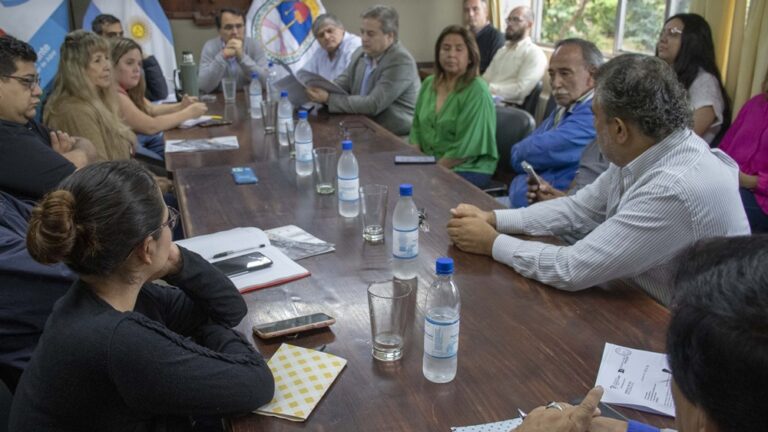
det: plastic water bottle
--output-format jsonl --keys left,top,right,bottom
{"left": 392, "top": 184, "right": 419, "bottom": 280}
{"left": 294, "top": 110, "right": 313, "bottom": 176}
{"left": 337, "top": 140, "right": 360, "bottom": 217}
{"left": 423, "top": 257, "right": 460, "bottom": 383}
{"left": 265, "top": 61, "right": 278, "bottom": 102}
{"left": 278, "top": 90, "right": 293, "bottom": 147}
{"left": 249, "top": 72, "right": 262, "bottom": 119}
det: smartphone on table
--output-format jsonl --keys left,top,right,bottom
{"left": 253, "top": 313, "right": 336, "bottom": 339}
{"left": 394, "top": 155, "right": 437, "bottom": 165}
{"left": 213, "top": 252, "right": 272, "bottom": 277}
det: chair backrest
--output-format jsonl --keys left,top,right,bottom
{"left": 495, "top": 106, "right": 535, "bottom": 179}
{"left": 521, "top": 81, "right": 543, "bottom": 118}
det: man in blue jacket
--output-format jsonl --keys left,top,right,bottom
{"left": 507, "top": 38, "right": 603, "bottom": 208}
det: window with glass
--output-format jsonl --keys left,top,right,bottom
{"left": 527, "top": 0, "right": 691, "bottom": 55}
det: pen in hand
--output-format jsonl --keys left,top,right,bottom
{"left": 211, "top": 244, "right": 265, "bottom": 260}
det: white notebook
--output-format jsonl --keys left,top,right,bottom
{"left": 176, "top": 227, "right": 309, "bottom": 293}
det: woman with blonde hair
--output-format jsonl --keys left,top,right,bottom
{"left": 44, "top": 30, "right": 135, "bottom": 161}
{"left": 111, "top": 38, "right": 207, "bottom": 160}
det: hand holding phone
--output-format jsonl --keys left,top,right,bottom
{"left": 521, "top": 161, "right": 543, "bottom": 185}
{"left": 253, "top": 313, "right": 336, "bottom": 339}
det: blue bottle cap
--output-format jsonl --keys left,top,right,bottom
{"left": 250, "top": 72, "right": 259, "bottom": 79}
{"left": 298, "top": 110, "right": 308, "bottom": 119}
{"left": 436, "top": 257, "right": 454, "bottom": 275}
{"left": 399, "top": 184, "right": 413, "bottom": 196}
{"left": 268, "top": 61, "right": 274, "bottom": 67}
{"left": 342, "top": 140, "right": 352, "bottom": 150}
{"left": 280, "top": 90, "right": 288, "bottom": 98}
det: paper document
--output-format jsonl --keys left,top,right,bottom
{"left": 595, "top": 343, "right": 675, "bottom": 417}
{"left": 165, "top": 136, "right": 239, "bottom": 153}
{"left": 452, "top": 417, "right": 523, "bottom": 431}
{"left": 178, "top": 115, "right": 212, "bottom": 129}
{"left": 265, "top": 225, "right": 335, "bottom": 261}
{"left": 256, "top": 344, "right": 347, "bottom": 421}
{"left": 273, "top": 60, "right": 348, "bottom": 107}
{"left": 176, "top": 227, "right": 309, "bottom": 293}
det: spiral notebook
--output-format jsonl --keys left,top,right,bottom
{"left": 255, "top": 344, "right": 347, "bottom": 422}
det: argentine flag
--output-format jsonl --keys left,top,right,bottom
{"left": 0, "top": 0, "right": 69, "bottom": 90}
{"left": 83, "top": 0, "right": 177, "bottom": 99}
{"left": 247, "top": 0, "right": 326, "bottom": 74}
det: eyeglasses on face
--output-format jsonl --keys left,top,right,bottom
{"left": 506, "top": 16, "right": 526, "bottom": 24}
{"left": 222, "top": 23, "right": 244, "bottom": 31}
{"left": 659, "top": 27, "right": 683, "bottom": 39}
{"left": 152, "top": 206, "right": 180, "bottom": 236}
{"left": 0, "top": 74, "right": 40, "bottom": 90}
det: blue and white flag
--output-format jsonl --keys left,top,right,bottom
{"left": 83, "top": 0, "right": 177, "bottom": 96}
{"left": 0, "top": 0, "right": 69, "bottom": 90}
{"left": 247, "top": 0, "right": 326, "bottom": 73}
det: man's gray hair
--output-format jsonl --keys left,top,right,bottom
{"left": 595, "top": 54, "right": 691, "bottom": 141}
{"left": 312, "top": 13, "right": 345, "bottom": 37}
{"left": 554, "top": 38, "right": 604, "bottom": 70}
{"left": 361, "top": 5, "right": 399, "bottom": 39}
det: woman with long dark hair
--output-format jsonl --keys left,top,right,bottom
{"left": 409, "top": 25, "right": 497, "bottom": 188}
{"left": 656, "top": 13, "right": 731, "bottom": 146}
{"left": 9, "top": 161, "right": 274, "bottom": 431}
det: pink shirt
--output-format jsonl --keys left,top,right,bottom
{"left": 719, "top": 93, "right": 768, "bottom": 213}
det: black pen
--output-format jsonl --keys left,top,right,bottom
{"left": 211, "top": 244, "right": 265, "bottom": 260}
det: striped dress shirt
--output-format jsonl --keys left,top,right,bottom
{"left": 491, "top": 129, "right": 751, "bottom": 305}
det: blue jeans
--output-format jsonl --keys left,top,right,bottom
{"left": 457, "top": 171, "right": 492, "bottom": 189}
{"left": 136, "top": 132, "right": 165, "bottom": 161}
{"left": 740, "top": 188, "right": 768, "bottom": 233}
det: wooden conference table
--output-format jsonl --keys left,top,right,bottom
{"left": 167, "top": 96, "right": 674, "bottom": 431}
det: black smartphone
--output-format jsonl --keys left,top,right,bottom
{"left": 213, "top": 252, "right": 273, "bottom": 277}
{"left": 253, "top": 313, "right": 336, "bottom": 339}
{"left": 199, "top": 119, "right": 233, "bottom": 127}
{"left": 394, "top": 155, "right": 437, "bottom": 164}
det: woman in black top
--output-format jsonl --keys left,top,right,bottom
{"left": 9, "top": 160, "right": 274, "bottom": 431}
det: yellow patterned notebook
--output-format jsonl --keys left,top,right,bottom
{"left": 255, "top": 344, "right": 347, "bottom": 422}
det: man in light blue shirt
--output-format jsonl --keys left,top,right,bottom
{"left": 302, "top": 13, "right": 361, "bottom": 80}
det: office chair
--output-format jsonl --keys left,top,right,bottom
{"left": 484, "top": 106, "right": 535, "bottom": 197}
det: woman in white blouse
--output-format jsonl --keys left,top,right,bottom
{"left": 656, "top": 13, "right": 731, "bottom": 146}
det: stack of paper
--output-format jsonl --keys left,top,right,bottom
{"left": 165, "top": 136, "right": 239, "bottom": 153}
{"left": 176, "top": 227, "right": 309, "bottom": 293}
{"left": 452, "top": 418, "right": 523, "bottom": 431}
{"left": 595, "top": 343, "right": 676, "bottom": 417}
{"left": 256, "top": 344, "right": 347, "bottom": 421}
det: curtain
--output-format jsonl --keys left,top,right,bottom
{"left": 691, "top": 0, "right": 768, "bottom": 116}
{"left": 489, "top": 0, "right": 500, "bottom": 28}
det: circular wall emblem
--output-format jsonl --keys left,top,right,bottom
{"left": 251, "top": 0, "right": 321, "bottom": 63}
{"left": 129, "top": 18, "right": 150, "bottom": 41}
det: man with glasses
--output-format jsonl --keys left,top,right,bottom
{"left": 482, "top": 6, "right": 547, "bottom": 106}
{"left": 198, "top": 8, "right": 268, "bottom": 94}
{"left": 0, "top": 35, "right": 97, "bottom": 202}
{"left": 91, "top": 14, "right": 168, "bottom": 102}
{"left": 464, "top": 0, "right": 504, "bottom": 74}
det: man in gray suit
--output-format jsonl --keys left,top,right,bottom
{"left": 306, "top": 5, "right": 420, "bottom": 136}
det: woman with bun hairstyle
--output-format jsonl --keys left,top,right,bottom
{"left": 111, "top": 38, "right": 208, "bottom": 160}
{"left": 9, "top": 160, "right": 274, "bottom": 431}
{"left": 44, "top": 30, "right": 136, "bottom": 161}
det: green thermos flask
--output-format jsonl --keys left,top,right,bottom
{"left": 179, "top": 51, "right": 199, "bottom": 97}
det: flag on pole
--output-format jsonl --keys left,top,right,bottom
{"left": 0, "top": 0, "right": 69, "bottom": 90}
{"left": 83, "top": 0, "right": 177, "bottom": 96}
{"left": 247, "top": 0, "right": 326, "bottom": 73}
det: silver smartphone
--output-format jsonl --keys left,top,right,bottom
{"left": 253, "top": 313, "right": 336, "bottom": 339}
{"left": 213, "top": 252, "right": 273, "bottom": 277}
{"left": 521, "top": 161, "right": 543, "bottom": 185}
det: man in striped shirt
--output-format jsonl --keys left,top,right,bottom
{"left": 447, "top": 54, "right": 750, "bottom": 305}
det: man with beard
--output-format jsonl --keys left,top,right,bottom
{"left": 482, "top": 6, "right": 547, "bottom": 106}
{"left": 464, "top": 0, "right": 504, "bottom": 74}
